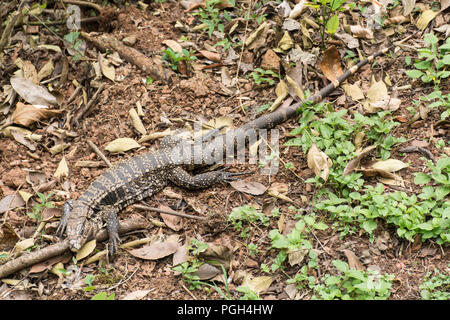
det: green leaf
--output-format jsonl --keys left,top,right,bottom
{"left": 64, "top": 31, "right": 80, "bottom": 44}
{"left": 424, "top": 33, "right": 439, "bottom": 45}
{"left": 435, "top": 186, "right": 450, "bottom": 200}
{"left": 405, "top": 69, "right": 424, "bottom": 79}
{"left": 414, "top": 172, "right": 431, "bottom": 185}
{"left": 417, "top": 222, "right": 433, "bottom": 231}
{"left": 326, "top": 14, "right": 339, "bottom": 34}
{"left": 332, "top": 260, "right": 349, "bottom": 273}
{"left": 362, "top": 220, "right": 377, "bottom": 234}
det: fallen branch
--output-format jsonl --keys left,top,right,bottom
{"left": 0, "top": 218, "right": 148, "bottom": 279}
{"left": 133, "top": 204, "right": 206, "bottom": 221}
{"left": 72, "top": 83, "right": 105, "bottom": 126}
{"left": 80, "top": 32, "right": 174, "bottom": 83}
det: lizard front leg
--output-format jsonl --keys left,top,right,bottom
{"left": 56, "top": 199, "right": 74, "bottom": 236}
{"left": 102, "top": 206, "right": 121, "bottom": 257}
{"left": 168, "top": 166, "right": 250, "bottom": 189}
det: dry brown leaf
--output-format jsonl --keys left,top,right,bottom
{"left": 229, "top": 180, "right": 267, "bottom": 195}
{"left": 11, "top": 77, "right": 57, "bottom": 106}
{"left": 289, "top": 0, "right": 307, "bottom": 19}
{"left": 196, "top": 264, "right": 221, "bottom": 280}
{"left": 319, "top": 46, "right": 343, "bottom": 82}
{"left": 121, "top": 289, "right": 153, "bottom": 300}
{"left": 10, "top": 129, "right": 36, "bottom": 151}
{"left": 0, "top": 223, "right": 20, "bottom": 251}
{"left": 242, "top": 276, "right": 273, "bottom": 294}
{"left": 350, "top": 25, "right": 374, "bottom": 39}
{"left": 100, "top": 57, "right": 115, "bottom": 82}
{"left": 260, "top": 49, "right": 280, "bottom": 72}
{"left": 0, "top": 194, "right": 25, "bottom": 214}
{"left": 172, "top": 244, "right": 188, "bottom": 266}
{"left": 129, "top": 108, "right": 147, "bottom": 135}
{"left": 342, "top": 83, "right": 365, "bottom": 101}
{"left": 307, "top": 144, "right": 332, "bottom": 181}
{"left": 76, "top": 239, "right": 97, "bottom": 260}
{"left": 277, "top": 31, "right": 294, "bottom": 51}
{"left": 402, "top": 0, "right": 416, "bottom": 15}
{"left": 416, "top": 10, "right": 439, "bottom": 30}
{"left": 54, "top": 156, "right": 69, "bottom": 179}
{"left": 50, "top": 262, "right": 65, "bottom": 278}
{"left": 105, "top": 138, "right": 140, "bottom": 153}
{"left": 371, "top": 159, "right": 409, "bottom": 172}
{"left": 14, "top": 238, "right": 35, "bottom": 255}
{"left": 18, "top": 190, "right": 32, "bottom": 203}
{"left": 366, "top": 80, "right": 388, "bottom": 102}
{"left": 343, "top": 249, "right": 364, "bottom": 270}
{"left": 29, "top": 253, "right": 71, "bottom": 274}
{"left": 199, "top": 50, "right": 222, "bottom": 63}
{"left": 21, "top": 60, "right": 39, "bottom": 84}
{"left": 49, "top": 143, "right": 70, "bottom": 155}
{"left": 37, "top": 60, "right": 55, "bottom": 82}
{"left": 267, "top": 182, "right": 294, "bottom": 202}
{"left": 288, "top": 248, "right": 308, "bottom": 266}
{"left": 245, "top": 22, "right": 268, "bottom": 47}
{"left": 159, "top": 206, "right": 184, "bottom": 231}
{"left": 11, "top": 102, "right": 62, "bottom": 127}
{"left": 198, "top": 244, "right": 232, "bottom": 269}
{"left": 128, "top": 235, "right": 179, "bottom": 260}
{"left": 343, "top": 145, "right": 377, "bottom": 175}
{"left": 269, "top": 80, "right": 289, "bottom": 111}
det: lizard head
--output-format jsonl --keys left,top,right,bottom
{"left": 65, "top": 204, "right": 95, "bottom": 252}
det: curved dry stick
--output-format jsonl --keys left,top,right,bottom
{"left": 0, "top": 218, "right": 148, "bottom": 279}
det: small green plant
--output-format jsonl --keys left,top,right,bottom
{"left": 192, "top": 0, "right": 234, "bottom": 37}
{"left": 419, "top": 267, "right": 450, "bottom": 300}
{"left": 173, "top": 260, "right": 204, "bottom": 290}
{"left": 236, "top": 286, "right": 260, "bottom": 300}
{"left": 228, "top": 205, "right": 270, "bottom": 238}
{"left": 63, "top": 31, "right": 83, "bottom": 61}
{"left": 249, "top": 68, "right": 279, "bottom": 86}
{"left": 312, "top": 260, "right": 394, "bottom": 300}
{"left": 414, "top": 155, "right": 450, "bottom": 201}
{"left": 268, "top": 214, "right": 326, "bottom": 271}
{"left": 27, "top": 192, "right": 55, "bottom": 221}
{"left": 405, "top": 34, "right": 450, "bottom": 119}
{"left": 84, "top": 274, "right": 96, "bottom": 292}
{"left": 405, "top": 34, "right": 450, "bottom": 86}
{"left": 161, "top": 48, "right": 197, "bottom": 71}
{"left": 91, "top": 291, "right": 115, "bottom": 300}
{"left": 306, "top": 0, "right": 348, "bottom": 49}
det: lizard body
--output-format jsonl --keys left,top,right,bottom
{"left": 58, "top": 45, "right": 394, "bottom": 255}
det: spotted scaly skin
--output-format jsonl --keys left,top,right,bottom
{"left": 57, "top": 45, "right": 393, "bottom": 256}
{"left": 57, "top": 139, "right": 243, "bottom": 256}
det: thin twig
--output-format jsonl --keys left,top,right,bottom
{"left": 180, "top": 283, "right": 197, "bottom": 300}
{"left": 87, "top": 139, "right": 112, "bottom": 168}
{"left": 133, "top": 204, "right": 206, "bottom": 221}
{"left": 72, "top": 83, "right": 105, "bottom": 125}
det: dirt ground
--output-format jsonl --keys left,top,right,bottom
{"left": 0, "top": 0, "right": 448, "bottom": 300}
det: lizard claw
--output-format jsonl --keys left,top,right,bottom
{"left": 221, "top": 171, "right": 253, "bottom": 182}
{"left": 107, "top": 232, "right": 121, "bottom": 258}
{"left": 56, "top": 200, "right": 74, "bottom": 237}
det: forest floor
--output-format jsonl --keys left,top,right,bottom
{"left": 0, "top": 0, "right": 449, "bottom": 300}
